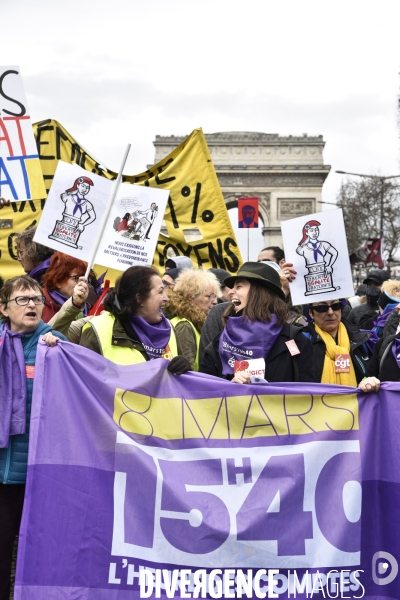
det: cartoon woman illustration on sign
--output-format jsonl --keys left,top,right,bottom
{"left": 60, "top": 176, "right": 96, "bottom": 232}
{"left": 48, "top": 176, "right": 96, "bottom": 249}
{"left": 296, "top": 220, "right": 339, "bottom": 295}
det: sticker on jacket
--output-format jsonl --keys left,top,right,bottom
{"left": 25, "top": 366, "right": 35, "bottom": 378}
{"left": 285, "top": 339, "right": 300, "bottom": 356}
{"left": 234, "top": 358, "right": 265, "bottom": 377}
{"left": 334, "top": 353, "right": 350, "bottom": 373}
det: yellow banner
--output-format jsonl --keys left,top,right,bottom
{"left": 114, "top": 388, "right": 359, "bottom": 440}
{"left": 0, "top": 119, "right": 241, "bottom": 282}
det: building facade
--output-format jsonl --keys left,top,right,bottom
{"left": 153, "top": 131, "right": 330, "bottom": 247}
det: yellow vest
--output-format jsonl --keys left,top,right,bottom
{"left": 170, "top": 316, "right": 201, "bottom": 371}
{"left": 83, "top": 312, "right": 178, "bottom": 366}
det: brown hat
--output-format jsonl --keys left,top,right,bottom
{"left": 224, "top": 261, "right": 285, "bottom": 300}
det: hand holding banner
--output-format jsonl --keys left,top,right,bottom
{"left": 14, "top": 341, "right": 400, "bottom": 598}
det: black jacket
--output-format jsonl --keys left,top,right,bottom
{"left": 348, "top": 302, "right": 378, "bottom": 327}
{"left": 200, "top": 323, "right": 315, "bottom": 383}
{"left": 367, "top": 333, "right": 400, "bottom": 381}
{"left": 383, "top": 309, "right": 400, "bottom": 337}
{"left": 302, "top": 318, "right": 371, "bottom": 384}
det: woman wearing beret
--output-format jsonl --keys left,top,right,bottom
{"left": 200, "top": 262, "right": 315, "bottom": 383}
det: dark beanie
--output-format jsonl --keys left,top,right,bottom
{"left": 164, "top": 268, "right": 181, "bottom": 281}
{"left": 208, "top": 268, "right": 230, "bottom": 289}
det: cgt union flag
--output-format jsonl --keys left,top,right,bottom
{"left": 14, "top": 341, "right": 400, "bottom": 599}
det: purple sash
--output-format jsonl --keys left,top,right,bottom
{"left": 219, "top": 315, "right": 282, "bottom": 375}
{"left": 391, "top": 337, "right": 400, "bottom": 367}
{"left": 0, "top": 324, "right": 27, "bottom": 448}
{"left": 130, "top": 314, "right": 171, "bottom": 360}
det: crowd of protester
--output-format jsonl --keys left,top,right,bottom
{"left": 0, "top": 213, "right": 397, "bottom": 597}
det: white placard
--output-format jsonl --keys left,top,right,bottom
{"left": 0, "top": 65, "right": 46, "bottom": 200}
{"left": 34, "top": 161, "right": 111, "bottom": 258}
{"left": 95, "top": 184, "right": 169, "bottom": 270}
{"left": 34, "top": 161, "right": 169, "bottom": 271}
{"left": 281, "top": 209, "right": 354, "bottom": 305}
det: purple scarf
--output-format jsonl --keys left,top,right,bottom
{"left": 219, "top": 314, "right": 283, "bottom": 375}
{"left": 130, "top": 314, "right": 171, "bottom": 360}
{"left": 48, "top": 289, "right": 89, "bottom": 317}
{"left": 48, "top": 289, "right": 68, "bottom": 307}
{"left": 29, "top": 257, "right": 52, "bottom": 283}
{"left": 0, "top": 324, "right": 27, "bottom": 448}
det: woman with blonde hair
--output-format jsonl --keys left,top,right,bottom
{"left": 165, "top": 269, "right": 220, "bottom": 370}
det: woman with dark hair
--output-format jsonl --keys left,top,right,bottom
{"left": 304, "top": 299, "right": 373, "bottom": 387}
{"left": 200, "top": 262, "right": 314, "bottom": 383}
{"left": 117, "top": 212, "right": 131, "bottom": 232}
{"left": 79, "top": 266, "right": 190, "bottom": 374}
{"left": 0, "top": 275, "right": 66, "bottom": 599}
{"left": 41, "top": 252, "right": 89, "bottom": 323}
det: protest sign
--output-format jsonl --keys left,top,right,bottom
{"left": 0, "top": 66, "right": 46, "bottom": 201}
{"left": 14, "top": 341, "right": 400, "bottom": 599}
{"left": 281, "top": 209, "right": 354, "bottom": 305}
{"left": 95, "top": 182, "right": 169, "bottom": 271}
{"left": 238, "top": 197, "right": 259, "bottom": 228}
{"left": 33, "top": 161, "right": 169, "bottom": 270}
{"left": 33, "top": 161, "right": 111, "bottom": 256}
{"left": 0, "top": 120, "right": 241, "bottom": 282}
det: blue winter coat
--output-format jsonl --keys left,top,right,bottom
{"left": 0, "top": 320, "right": 66, "bottom": 484}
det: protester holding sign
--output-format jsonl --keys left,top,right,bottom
{"left": 41, "top": 252, "right": 89, "bottom": 322}
{"left": 200, "top": 262, "right": 314, "bottom": 383}
{"left": 0, "top": 275, "right": 66, "bottom": 600}
{"left": 303, "top": 299, "right": 372, "bottom": 385}
{"left": 80, "top": 266, "right": 191, "bottom": 374}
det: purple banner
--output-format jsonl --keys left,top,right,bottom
{"left": 14, "top": 341, "right": 400, "bottom": 599}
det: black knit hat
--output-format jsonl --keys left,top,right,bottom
{"left": 224, "top": 262, "right": 285, "bottom": 300}
{"left": 208, "top": 268, "right": 231, "bottom": 289}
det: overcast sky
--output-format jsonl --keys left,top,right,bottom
{"left": 3, "top": 0, "right": 400, "bottom": 258}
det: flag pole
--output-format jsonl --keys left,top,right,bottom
{"left": 84, "top": 144, "right": 131, "bottom": 280}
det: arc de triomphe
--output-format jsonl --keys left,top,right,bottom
{"left": 153, "top": 131, "right": 330, "bottom": 248}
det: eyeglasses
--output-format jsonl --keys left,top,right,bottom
{"left": 6, "top": 295, "right": 45, "bottom": 306}
{"left": 69, "top": 275, "right": 84, "bottom": 282}
{"left": 312, "top": 302, "right": 343, "bottom": 313}
{"left": 205, "top": 293, "right": 217, "bottom": 301}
